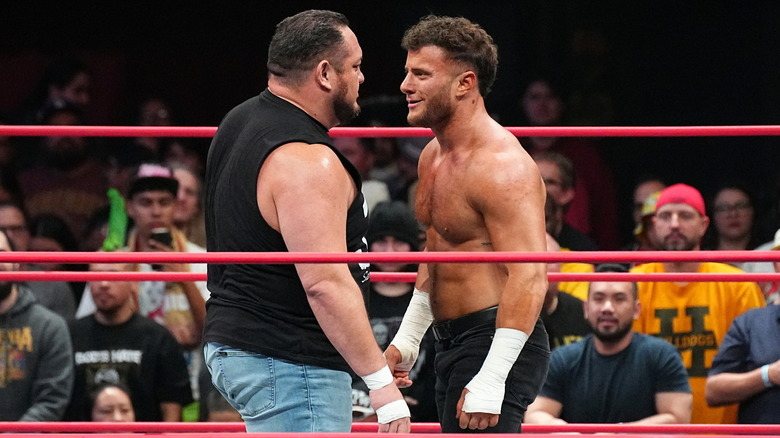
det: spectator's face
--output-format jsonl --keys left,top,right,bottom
{"left": 370, "top": 236, "right": 412, "bottom": 272}
{"left": 584, "top": 281, "right": 638, "bottom": 342}
{"left": 522, "top": 80, "right": 563, "bottom": 126}
{"left": 0, "top": 232, "right": 18, "bottom": 300}
{"left": 91, "top": 386, "right": 135, "bottom": 422}
{"left": 712, "top": 188, "right": 753, "bottom": 243}
{"left": 333, "top": 137, "right": 373, "bottom": 176}
{"left": 653, "top": 204, "right": 709, "bottom": 251}
{"left": 173, "top": 168, "right": 200, "bottom": 225}
{"left": 51, "top": 71, "right": 91, "bottom": 107}
{"left": 126, "top": 191, "right": 176, "bottom": 235}
{"left": 632, "top": 180, "right": 665, "bottom": 225}
{"left": 536, "top": 160, "right": 574, "bottom": 208}
{"left": 0, "top": 206, "right": 30, "bottom": 251}
{"left": 29, "top": 236, "right": 65, "bottom": 272}
{"left": 88, "top": 263, "right": 136, "bottom": 313}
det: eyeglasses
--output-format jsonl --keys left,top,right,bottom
{"left": 713, "top": 201, "right": 752, "bottom": 214}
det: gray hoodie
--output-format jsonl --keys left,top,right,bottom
{"left": 0, "top": 286, "right": 74, "bottom": 421}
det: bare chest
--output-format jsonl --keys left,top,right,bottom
{"left": 416, "top": 160, "right": 483, "bottom": 245}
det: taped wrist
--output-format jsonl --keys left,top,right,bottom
{"left": 388, "top": 288, "right": 434, "bottom": 371}
{"left": 360, "top": 365, "right": 394, "bottom": 390}
{"left": 463, "top": 328, "right": 529, "bottom": 414}
{"left": 376, "top": 399, "right": 411, "bottom": 424}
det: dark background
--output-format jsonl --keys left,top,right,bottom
{"left": 2, "top": 1, "right": 780, "bottom": 246}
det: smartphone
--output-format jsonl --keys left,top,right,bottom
{"left": 150, "top": 227, "right": 173, "bottom": 247}
{"left": 150, "top": 228, "right": 172, "bottom": 271}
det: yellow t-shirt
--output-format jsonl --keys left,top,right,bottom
{"left": 630, "top": 262, "right": 765, "bottom": 424}
{"left": 558, "top": 261, "right": 594, "bottom": 301}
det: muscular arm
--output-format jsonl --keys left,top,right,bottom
{"left": 706, "top": 360, "right": 780, "bottom": 406}
{"left": 160, "top": 402, "right": 182, "bottom": 422}
{"left": 524, "top": 396, "right": 567, "bottom": 425}
{"left": 630, "top": 392, "right": 692, "bottom": 424}
{"left": 474, "top": 147, "right": 547, "bottom": 334}
{"left": 259, "top": 143, "right": 409, "bottom": 431}
{"left": 259, "top": 142, "right": 386, "bottom": 376}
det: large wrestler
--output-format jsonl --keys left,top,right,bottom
{"left": 203, "top": 10, "right": 409, "bottom": 433}
{"left": 385, "top": 15, "right": 550, "bottom": 433}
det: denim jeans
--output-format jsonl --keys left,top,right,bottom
{"left": 434, "top": 318, "right": 550, "bottom": 433}
{"left": 204, "top": 342, "right": 352, "bottom": 432}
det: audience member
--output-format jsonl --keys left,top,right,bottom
{"left": 170, "top": 164, "right": 206, "bottom": 248}
{"left": 631, "top": 183, "right": 765, "bottom": 424}
{"left": 66, "top": 260, "right": 193, "bottom": 421}
{"left": 388, "top": 138, "right": 426, "bottom": 206}
{"left": 624, "top": 190, "right": 664, "bottom": 257}
{"left": 541, "top": 233, "right": 590, "bottom": 350}
{"left": 357, "top": 200, "right": 436, "bottom": 422}
{"left": 75, "top": 163, "right": 209, "bottom": 408}
{"left": 703, "top": 183, "right": 763, "bottom": 266}
{"left": 742, "top": 228, "right": 780, "bottom": 305}
{"left": 17, "top": 101, "right": 109, "bottom": 239}
{"left": 0, "top": 229, "right": 74, "bottom": 421}
{"left": 538, "top": 155, "right": 599, "bottom": 251}
{"left": 519, "top": 74, "right": 619, "bottom": 249}
{"left": 332, "top": 136, "right": 390, "bottom": 213}
{"left": 12, "top": 56, "right": 91, "bottom": 126}
{"left": 631, "top": 177, "right": 666, "bottom": 234}
{"left": 544, "top": 192, "right": 596, "bottom": 301}
{"left": 90, "top": 383, "right": 136, "bottom": 422}
{"left": 525, "top": 264, "right": 692, "bottom": 424}
{"left": 0, "top": 202, "right": 76, "bottom": 320}
{"left": 706, "top": 304, "right": 780, "bottom": 424}
{"left": 28, "top": 214, "right": 78, "bottom": 271}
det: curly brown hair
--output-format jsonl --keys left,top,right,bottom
{"left": 401, "top": 15, "right": 498, "bottom": 96}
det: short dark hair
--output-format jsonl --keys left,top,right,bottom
{"left": 590, "top": 263, "right": 638, "bottom": 299}
{"left": 402, "top": 15, "right": 498, "bottom": 96}
{"left": 267, "top": 10, "right": 350, "bottom": 86}
{"left": 534, "top": 151, "right": 576, "bottom": 190}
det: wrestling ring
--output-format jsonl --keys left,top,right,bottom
{"left": 1, "top": 124, "right": 780, "bottom": 435}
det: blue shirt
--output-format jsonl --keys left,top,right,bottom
{"left": 709, "top": 305, "right": 780, "bottom": 423}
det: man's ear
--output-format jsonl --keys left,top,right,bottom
{"left": 315, "top": 60, "right": 334, "bottom": 91}
{"left": 455, "top": 70, "right": 477, "bottom": 97}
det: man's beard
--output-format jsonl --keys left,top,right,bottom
{"left": 407, "top": 89, "right": 453, "bottom": 129}
{"left": 662, "top": 233, "right": 697, "bottom": 251}
{"left": 333, "top": 80, "right": 360, "bottom": 126}
{"left": 44, "top": 139, "right": 88, "bottom": 171}
{"left": 0, "top": 281, "right": 14, "bottom": 302}
{"left": 590, "top": 318, "right": 633, "bottom": 343}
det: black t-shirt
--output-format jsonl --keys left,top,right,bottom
{"left": 204, "top": 89, "right": 369, "bottom": 372}
{"left": 541, "top": 291, "right": 591, "bottom": 350}
{"left": 66, "top": 314, "right": 193, "bottom": 421}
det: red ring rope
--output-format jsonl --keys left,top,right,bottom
{"left": 1, "top": 250, "right": 780, "bottom": 264}
{"left": 4, "top": 125, "right": 780, "bottom": 137}
{"left": 1, "top": 421, "right": 780, "bottom": 434}
{"left": 1, "top": 271, "right": 779, "bottom": 283}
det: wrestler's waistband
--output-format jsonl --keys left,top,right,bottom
{"left": 431, "top": 306, "right": 498, "bottom": 341}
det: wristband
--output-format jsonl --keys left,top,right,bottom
{"left": 761, "top": 364, "right": 774, "bottom": 388}
{"left": 361, "top": 365, "right": 393, "bottom": 391}
{"left": 463, "top": 328, "right": 529, "bottom": 414}
{"left": 375, "top": 399, "right": 411, "bottom": 424}
{"left": 388, "top": 288, "right": 434, "bottom": 371}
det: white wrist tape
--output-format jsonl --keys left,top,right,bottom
{"left": 376, "top": 399, "right": 411, "bottom": 424}
{"left": 463, "top": 328, "right": 529, "bottom": 414}
{"left": 361, "top": 365, "right": 394, "bottom": 390}
{"left": 388, "top": 289, "right": 434, "bottom": 371}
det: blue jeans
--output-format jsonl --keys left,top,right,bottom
{"left": 204, "top": 342, "right": 352, "bottom": 432}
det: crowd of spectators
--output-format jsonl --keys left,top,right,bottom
{"left": 1, "top": 56, "right": 779, "bottom": 426}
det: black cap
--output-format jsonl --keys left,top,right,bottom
{"left": 367, "top": 201, "right": 420, "bottom": 249}
{"left": 127, "top": 163, "right": 179, "bottom": 198}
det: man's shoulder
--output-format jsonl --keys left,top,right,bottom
{"left": 632, "top": 332, "right": 676, "bottom": 352}
{"left": 700, "top": 262, "right": 745, "bottom": 274}
{"left": 552, "top": 335, "right": 591, "bottom": 359}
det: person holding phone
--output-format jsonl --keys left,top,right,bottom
{"left": 75, "top": 163, "right": 209, "bottom": 415}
